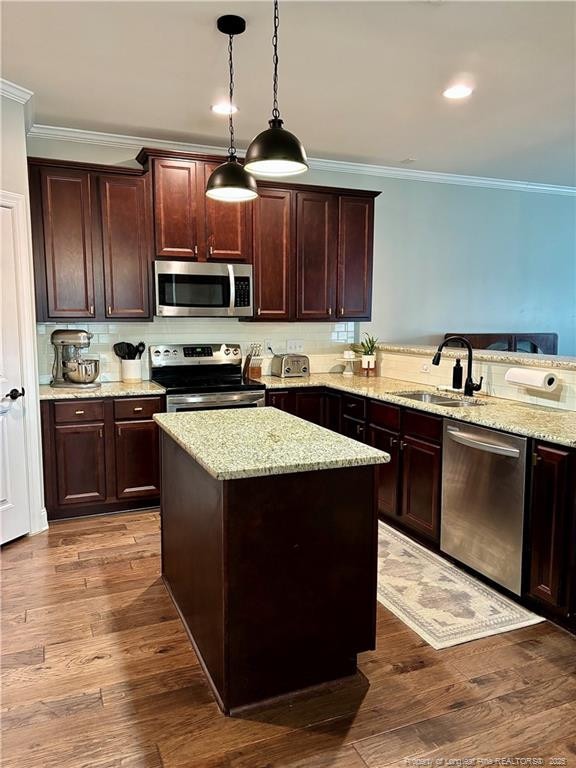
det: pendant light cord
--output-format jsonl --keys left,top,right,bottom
{"left": 228, "top": 33, "right": 236, "bottom": 157}
{"left": 272, "top": 0, "right": 280, "bottom": 119}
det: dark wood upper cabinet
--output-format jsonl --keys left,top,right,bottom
{"left": 39, "top": 168, "right": 96, "bottom": 319}
{"left": 99, "top": 175, "right": 151, "bottom": 319}
{"left": 337, "top": 196, "right": 374, "bottom": 320}
{"left": 296, "top": 191, "right": 338, "bottom": 321}
{"left": 527, "top": 443, "right": 575, "bottom": 616}
{"left": 152, "top": 157, "right": 199, "bottom": 258}
{"left": 253, "top": 188, "right": 294, "bottom": 320}
{"left": 202, "top": 162, "right": 252, "bottom": 262}
{"left": 30, "top": 159, "right": 153, "bottom": 322}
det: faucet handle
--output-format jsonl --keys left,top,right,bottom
{"left": 472, "top": 376, "right": 484, "bottom": 392}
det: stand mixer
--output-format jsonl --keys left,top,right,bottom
{"left": 50, "top": 329, "right": 101, "bottom": 389}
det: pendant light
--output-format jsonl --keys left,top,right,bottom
{"left": 206, "top": 16, "right": 258, "bottom": 202}
{"left": 244, "top": 0, "right": 308, "bottom": 177}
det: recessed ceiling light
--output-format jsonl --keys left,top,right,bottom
{"left": 443, "top": 83, "right": 474, "bottom": 100}
{"left": 211, "top": 102, "right": 238, "bottom": 115}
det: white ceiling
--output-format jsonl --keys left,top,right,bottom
{"left": 2, "top": 1, "right": 575, "bottom": 186}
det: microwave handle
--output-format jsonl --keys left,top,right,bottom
{"left": 228, "top": 264, "right": 236, "bottom": 315}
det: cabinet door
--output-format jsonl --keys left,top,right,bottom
{"left": 324, "top": 392, "right": 342, "bottom": 433}
{"left": 115, "top": 420, "right": 160, "bottom": 499}
{"left": 294, "top": 390, "right": 324, "bottom": 426}
{"left": 337, "top": 196, "right": 374, "bottom": 320}
{"left": 253, "top": 188, "right": 294, "bottom": 320}
{"left": 99, "top": 175, "right": 152, "bottom": 319}
{"left": 40, "top": 168, "right": 96, "bottom": 318}
{"left": 202, "top": 162, "right": 252, "bottom": 262}
{"left": 266, "top": 390, "right": 296, "bottom": 414}
{"left": 400, "top": 435, "right": 441, "bottom": 543}
{"left": 528, "top": 444, "right": 574, "bottom": 613}
{"left": 55, "top": 423, "right": 106, "bottom": 505}
{"left": 342, "top": 415, "right": 366, "bottom": 443}
{"left": 152, "top": 158, "right": 199, "bottom": 258}
{"left": 296, "top": 192, "right": 338, "bottom": 320}
{"left": 369, "top": 425, "right": 401, "bottom": 520}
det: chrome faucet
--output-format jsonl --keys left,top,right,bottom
{"left": 432, "top": 336, "right": 483, "bottom": 397}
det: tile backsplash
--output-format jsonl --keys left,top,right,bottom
{"left": 37, "top": 318, "right": 357, "bottom": 383}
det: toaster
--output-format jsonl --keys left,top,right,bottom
{"left": 270, "top": 354, "right": 310, "bottom": 378}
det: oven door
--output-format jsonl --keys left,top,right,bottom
{"left": 166, "top": 391, "right": 266, "bottom": 413}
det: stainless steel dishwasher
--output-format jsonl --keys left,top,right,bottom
{"left": 441, "top": 419, "right": 528, "bottom": 595}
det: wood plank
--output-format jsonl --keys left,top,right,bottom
{"left": 1, "top": 509, "right": 573, "bottom": 768}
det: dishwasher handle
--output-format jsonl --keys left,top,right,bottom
{"left": 446, "top": 426, "right": 521, "bottom": 458}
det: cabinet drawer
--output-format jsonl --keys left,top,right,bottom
{"left": 341, "top": 394, "right": 367, "bottom": 420}
{"left": 114, "top": 397, "right": 163, "bottom": 421}
{"left": 54, "top": 400, "right": 105, "bottom": 424}
{"left": 402, "top": 409, "right": 442, "bottom": 443}
{"left": 368, "top": 400, "right": 401, "bottom": 431}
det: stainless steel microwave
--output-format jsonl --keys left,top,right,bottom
{"left": 154, "top": 261, "right": 253, "bottom": 318}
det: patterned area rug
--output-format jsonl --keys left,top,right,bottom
{"left": 377, "top": 522, "right": 544, "bottom": 649}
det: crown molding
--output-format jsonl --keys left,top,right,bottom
{"left": 1, "top": 78, "right": 34, "bottom": 105}
{"left": 26, "top": 124, "right": 576, "bottom": 197}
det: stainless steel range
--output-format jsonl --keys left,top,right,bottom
{"left": 149, "top": 343, "right": 265, "bottom": 412}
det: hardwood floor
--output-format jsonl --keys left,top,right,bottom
{"left": 1, "top": 510, "right": 575, "bottom": 768}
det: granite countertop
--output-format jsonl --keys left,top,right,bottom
{"left": 154, "top": 407, "right": 390, "bottom": 480}
{"left": 377, "top": 344, "right": 576, "bottom": 371}
{"left": 259, "top": 374, "right": 576, "bottom": 448}
{"left": 39, "top": 381, "right": 166, "bottom": 400}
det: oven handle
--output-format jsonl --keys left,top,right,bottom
{"left": 446, "top": 426, "right": 520, "bottom": 458}
{"left": 228, "top": 264, "right": 236, "bottom": 316}
{"left": 167, "top": 391, "right": 266, "bottom": 410}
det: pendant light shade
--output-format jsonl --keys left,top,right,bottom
{"left": 245, "top": 118, "right": 308, "bottom": 177}
{"left": 205, "top": 15, "right": 258, "bottom": 203}
{"left": 245, "top": 0, "right": 308, "bottom": 177}
{"left": 206, "top": 156, "right": 258, "bottom": 201}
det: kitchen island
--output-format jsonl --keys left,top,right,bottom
{"left": 154, "top": 407, "right": 389, "bottom": 715}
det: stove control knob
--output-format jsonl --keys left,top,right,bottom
{"left": 285, "top": 366, "right": 291, "bottom": 374}
{"left": 233, "top": 349, "right": 239, "bottom": 356}
{"left": 163, "top": 350, "right": 170, "bottom": 356}
{"left": 153, "top": 350, "right": 160, "bottom": 357}
{"left": 172, "top": 350, "right": 178, "bottom": 357}
{"left": 224, "top": 348, "right": 231, "bottom": 356}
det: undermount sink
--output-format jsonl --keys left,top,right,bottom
{"left": 396, "top": 391, "right": 487, "bottom": 407}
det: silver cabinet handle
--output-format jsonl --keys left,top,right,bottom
{"left": 133, "top": 406, "right": 143, "bottom": 412}
{"left": 447, "top": 427, "right": 520, "bottom": 458}
{"left": 257, "top": 307, "right": 262, "bottom": 316}
{"left": 340, "top": 307, "right": 345, "bottom": 316}
{"left": 209, "top": 245, "right": 214, "bottom": 256}
{"left": 75, "top": 409, "right": 85, "bottom": 415}
{"left": 194, "top": 245, "right": 198, "bottom": 256}
{"left": 89, "top": 305, "right": 94, "bottom": 315}
{"left": 108, "top": 306, "right": 112, "bottom": 315}
{"left": 327, "top": 307, "right": 332, "bottom": 316}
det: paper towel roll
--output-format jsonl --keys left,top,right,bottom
{"left": 504, "top": 367, "right": 559, "bottom": 392}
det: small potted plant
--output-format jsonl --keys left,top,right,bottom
{"left": 360, "top": 333, "right": 378, "bottom": 377}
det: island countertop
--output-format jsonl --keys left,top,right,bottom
{"left": 154, "top": 407, "right": 390, "bottom": 480}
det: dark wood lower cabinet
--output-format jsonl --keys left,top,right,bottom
{"left": 400, "top": 435, "right": 441, "bottom": 543}
{"left": 368, "top": 424, "right": 401, "bottom": 520}
{"left": 115, "top": 420, "right": 160, "bottom": 499}
{"left": 41, "top": 396, "right": 163, "bottom": 519}
{"left": 54, "top": 422, "right": 106, "bottom": 506}
{"left": 527, "top": 442, "right": 576, "bottom": 623}
{"left": 294, "top": 390, "right": 325, "bottom": 426}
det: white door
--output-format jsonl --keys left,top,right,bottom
{"left": 0, "top": 201, "right": 31, "bottom": 543}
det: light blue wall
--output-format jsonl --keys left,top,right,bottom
{"left": 303, "top": 169, "right": 576, "bottom": 355}
{"left": 27, "top": 136, "right": 576, "bottom": 355}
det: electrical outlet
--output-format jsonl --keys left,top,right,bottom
{"left": 287, "top": 339, "right": 304, "bottom": 354}
{"left": 420, "top": 363, "right": 430, "bottom": 373}
{"left": 265, "top": 339, "right": 286, "bottom": 355}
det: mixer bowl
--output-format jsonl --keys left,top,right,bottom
{"left": 64, "top": 358, "right": 100, "bottom": 384}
